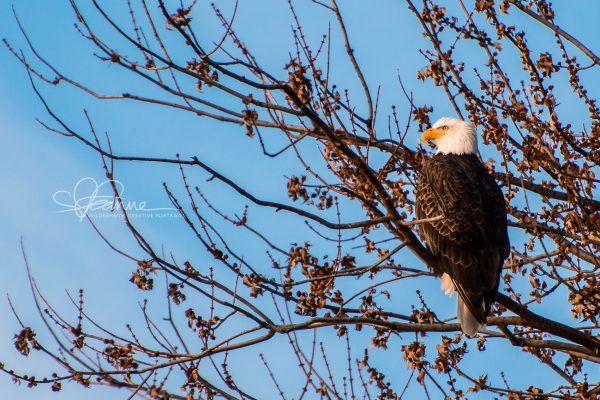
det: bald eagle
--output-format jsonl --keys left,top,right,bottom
{"left": 415, "top": 117, "right": 510, "bottom": 336}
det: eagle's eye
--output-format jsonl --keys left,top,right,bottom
{"left": 441, "top": 125, "right": 449, "bottom": 131}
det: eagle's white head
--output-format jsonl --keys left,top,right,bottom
{"left": 421, "top": 117, "right": 478, "bottom": 155}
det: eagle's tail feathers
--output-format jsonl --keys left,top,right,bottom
{"left": 457, "top": 297, "right": 484, "bottom": 337}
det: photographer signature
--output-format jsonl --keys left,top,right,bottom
{"left": 53, "top": 177, "right": 176, "bottom": 221}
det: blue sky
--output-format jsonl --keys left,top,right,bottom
{"left": 1, "top": 1, "right": 599, "bottom": 399}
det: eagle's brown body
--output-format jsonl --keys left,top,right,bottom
{"left": 416, "top": 153, "right": 510, "bottom": 334}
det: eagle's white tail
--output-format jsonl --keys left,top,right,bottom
{"left": 457, "top": 297, "right": 483, "bottom": 337}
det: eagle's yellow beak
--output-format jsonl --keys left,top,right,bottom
{"left": 421, "top": 127, "right": 445, "bottom": 142}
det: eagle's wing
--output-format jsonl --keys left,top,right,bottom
{"left": 416, "top": 154, "right": 508, "bottom": 323}
{"left": 477, "top": 163, "right": 510, "bottom": 262}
